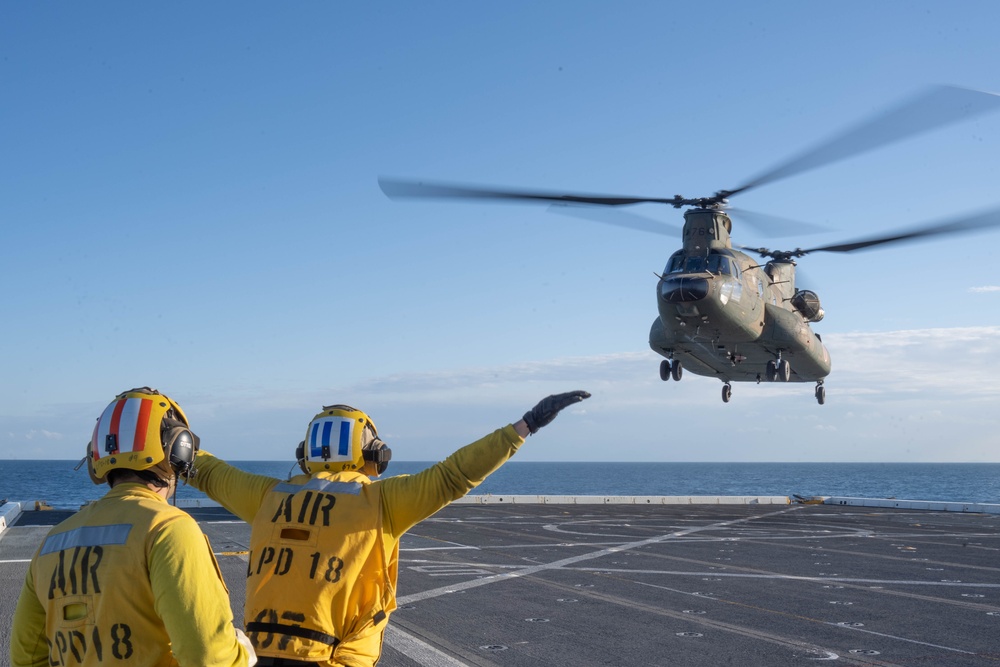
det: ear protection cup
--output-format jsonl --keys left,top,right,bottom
{"left": 362, "top": 438, "right": 392, "bottom": 476}
{"left": 163, "top": 427, "right": 199, "bottom": 478}
{"left": 295, "top": 441, "right": 306, "bottom": 474}
{"left": 162, "top": 417, "right": 200, "bottom": 479}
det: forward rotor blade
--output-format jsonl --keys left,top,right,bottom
{"left": 549, "top": 205, "right": 825, "bottom": 240}
{"left": 802, "top": 205, "right": 1000, "bottom": 255}
{"left": 545, "top": 203, "right": 676, "bottom": 236}
{"left": 727, "top": 85, "right": 1000, "bottom": 198}
{"left": 379, "top": 177, "right": 679, "bottom": 207}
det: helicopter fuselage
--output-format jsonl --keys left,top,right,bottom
{"left": 648, "top": 209, "right": 832, "bottom": 386}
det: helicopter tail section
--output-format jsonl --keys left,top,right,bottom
{"left": 760, "top": 303, "right": 832, "bottom": 381}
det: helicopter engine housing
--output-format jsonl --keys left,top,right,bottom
{"left": 790, "top": 289, "right": 824, "bottom": 322}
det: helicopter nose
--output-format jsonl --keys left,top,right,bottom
{"left": 659, "top": 276, "right": 709, "bottom": 303}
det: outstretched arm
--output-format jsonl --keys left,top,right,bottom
{"left": 189, "top": 451, "right": 279, "bottom": 523}
{"left": 520, "top": 390, "right": 591, "bottom": 435}
{"left": 382, "top": 391, "right": 591, "bottom": 537}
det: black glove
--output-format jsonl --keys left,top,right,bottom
{"left": 522, "top": 390, "right": 591, "bottom": 434}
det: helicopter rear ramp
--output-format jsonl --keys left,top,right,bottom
{"left": 3, "top": 500, "right": 999, "bottom": 666}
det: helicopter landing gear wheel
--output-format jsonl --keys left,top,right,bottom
{"left": 815, "top": 382, "right": 826, "bottom": 405}
{"left": 765, "top": 360, "right": 777, "bottom": 382}
{"left": 722, "top": 383, "right": 732, "bottom": 403}
{"left": 671, "top": 360, "right": 683, "bottom": 381}
{"left": 659, "top": 360, "right": 671, "bottom": 382}
{"left": 777, "top": 359, "right": 791, "bottom": 382}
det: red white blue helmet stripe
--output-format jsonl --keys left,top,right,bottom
{"left": 91, "top": 397, "right": 154, "bottom": 459}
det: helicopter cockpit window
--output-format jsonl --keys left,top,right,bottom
{"left": 666, "top": 253, "right": 739, "bottom": 276}
{"left": 706, "top": 254, "right": 733, "bottom": 276}
{"left": 665, "top": 254, "right": 685, "bottom": 274}
{"left": 684, "top": 257, "right": 708, "bottom": 273}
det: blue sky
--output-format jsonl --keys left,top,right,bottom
{"left": 2, "top": 2, "right": 1000, "bottom": 464}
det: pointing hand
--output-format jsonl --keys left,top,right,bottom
{"left": 522, "top": 391, "right": 591, "bottom": 434}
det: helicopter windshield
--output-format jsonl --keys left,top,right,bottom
{"left": 665, "top": 252, "right": 737, "bottom": 277}
{"left": 708, "top": 254, "right": 735, "bottom": 276}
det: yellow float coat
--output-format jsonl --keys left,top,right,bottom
{"left": 10, "top": 483, "right": 251, "bottom": 667}
{"left": 191, "top": 424, "right": 524, "bottom": 667}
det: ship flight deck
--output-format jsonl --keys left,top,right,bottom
{"left": 2, "top": 497, "right": 999, "bottom": 666}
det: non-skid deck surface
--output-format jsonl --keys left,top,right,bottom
{"left": 3, "top": 503, "right": 999, "bottom": 666}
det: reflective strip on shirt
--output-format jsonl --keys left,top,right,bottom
{"left": 40, "top": 524, "right": 133, "bottom": 556}
{"left": 272, "top": 479, "right": 363, "bottom": 496}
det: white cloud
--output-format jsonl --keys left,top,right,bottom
{"left": 820, "top": 327, "right": 1000, "bottom": 395}
{"left": 2, "top": 327, "right": 999, "bottom": 463}
{"left": 24, "top": 430, "right": 64, "bottom": 441}
{"left": 969, "top": 286, "right": 1000, "bottom": 293}
{"left": 188, "top": 326, "right": 1000, "bottom": 463}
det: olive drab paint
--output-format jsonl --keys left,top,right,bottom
{"left": 650, "top": 207, "right": 833, "bottom": 400}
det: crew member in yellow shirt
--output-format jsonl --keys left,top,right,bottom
{"left": 10, "top": 387, "right": 256, "bottom": 667}
{"left": 189, "top": 390, "right": 590, "bottom": 667}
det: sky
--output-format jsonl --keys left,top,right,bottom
{"left": 2, "top": 2, "right": 1000, "bottom": 464}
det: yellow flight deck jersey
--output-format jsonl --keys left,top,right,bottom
{"left": 190, "top": 424, "right": 524, "bottom": 667}
{"left": 10, "top": 483, "right": 252, "bottom": 667}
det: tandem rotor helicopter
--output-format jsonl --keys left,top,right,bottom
{"left": 380, "top": 85, "right": 1000, "bottom": 405}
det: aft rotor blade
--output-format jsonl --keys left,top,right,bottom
{"left": 802, "top": 205, "right": 1000, "bottom": 254}
{"left": 726, "top": 207, "right": 832, "bottom": 237}
{"left": 727, "top": 85, "right": 1000, "bottom": 198}
{"left": 379, "top": 177, "right": 680, "bottom": 207}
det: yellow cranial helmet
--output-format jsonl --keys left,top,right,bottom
{"left": 88, "top": 387, "right": 199, "bottom": 484}
{"left": 297, "top": 405, "right": 391, "bottom": 476}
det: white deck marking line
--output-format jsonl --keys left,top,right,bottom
{"left": 404, "top": 536, "right": 478, "bottom": 550}
{"left": 384, "top": 625, "right": 472, "bottom": 666}
{"left": 825, "top": 622, "right": 975, "bottom": 655}
{"left": 403, "top": 540, "right": 627, "bottom": 551}
{"left": 554, "top": 581, "right": 879, "bottom": 667}
{"left": 0, "top": 559, "right": 32, "bottom": 564}
{"left": 632, "top": 579, "right": 979, "bottom": 657}
{"left": 571, "top": 568, "right": 1000, "bottom": 588}
{"left": 397, "top": 506, "right": 800, "bottom": 605}
{"left": 400, "top": 559, "right": 1000, "bottom": 589}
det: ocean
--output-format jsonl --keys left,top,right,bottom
{"left": 2, "top": 460, "right": 999, "bottom": 510}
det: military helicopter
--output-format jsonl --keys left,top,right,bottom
{"left": 380, "top": 85, "right": 1000, "bottom": 405}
